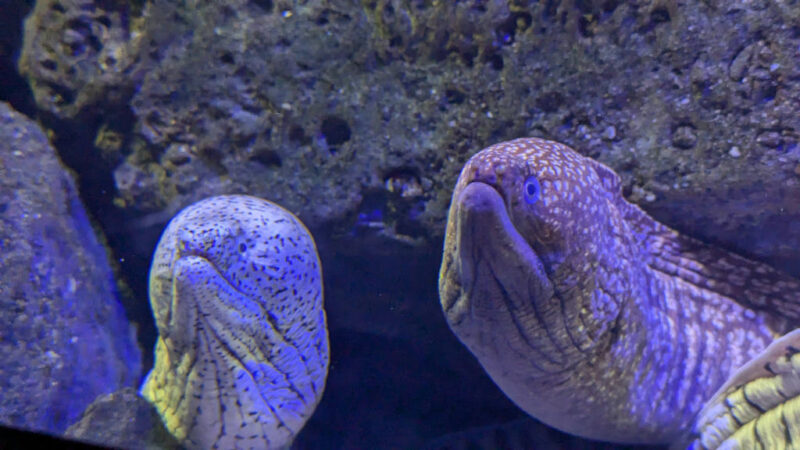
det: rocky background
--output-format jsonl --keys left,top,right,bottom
{"left": 1, "top": 0, "right": 799, "bottom": 448}
{"left": 0, "top": 101, "right": 141, "bottom": 436}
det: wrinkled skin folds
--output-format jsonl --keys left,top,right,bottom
{"left": 141, "top": 195, "right": 328, "bottom": 450}
{"left": 440, "top": 138, "right": 800, "bottom": 445}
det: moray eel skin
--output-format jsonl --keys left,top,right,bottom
{"left": 140, "top": 195, "right": 328, "bottom": 450}
{"left": 689, "top": 328, "right": 800, "bottom": 449}
{"left": 439, "top": 138, "right": 800, "bottom": 445}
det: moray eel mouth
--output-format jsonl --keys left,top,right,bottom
{"left": 159, "top": 252, "right": 229, "bottom": 353}
{"left": 445, "top": 181, "right": 546, "bottom": 319}
{"left": 157, "top": 229, "right": 262, "bottom": 355}
{"left": 442, "top": 181, "right": 567, "bottom": 373}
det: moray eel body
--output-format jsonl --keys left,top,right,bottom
{"left": 439, "top": 138, "right": 800, "bottom": 445}
{"left": 688, "top": 328, "right": 800, "bottom": 449}
{"left": 141, "top": 195, "right": 328, "bottom": 450}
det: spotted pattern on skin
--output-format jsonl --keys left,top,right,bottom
{"left": 439, "top": 138, "right": 800, "bottom": 444}
{"left": 140, "top": 195, "right": 328, "bottom": 450}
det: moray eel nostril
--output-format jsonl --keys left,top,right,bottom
{"left": 140, "top": 194, "right": 329, "bottom": 450}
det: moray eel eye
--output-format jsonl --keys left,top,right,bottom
{"left": 523, "top": 175, "right": 541, "bottom": 204}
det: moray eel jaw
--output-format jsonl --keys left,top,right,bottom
{"left": 441, "top": 173, "right": 609, "bottom": 380}
{"left": 440, "top": 141, "right": 621, "bottom": 378}
{"left": 441, "top": 181, "right": 560, "bottom": 369}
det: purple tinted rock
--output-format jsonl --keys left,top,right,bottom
{"left": 107, "top": 1, "right": 800, "bottom": 273}
{"left": 65, "top": 388, "right": 179, "bottom": 450}
{"left": 17, "top": 1, "right": 800, "bottom": 273}
{"left": 0, "top": 102, "right": 141, "bottom": 434}
{"left": 17, "top": 0, "right": 140, "bottom": 119}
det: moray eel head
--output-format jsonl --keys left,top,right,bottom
{"left": 143, "top": 195, "right": 328, "bottom": 450}
{"left": 440, "top": 137, "right": 631, "bottom": 386}
{"left": 148, "top": 202, "right": 247, "bottom": 348}
{"left": 150, "top": 197, "right": 310, "bottom": 349}
{"left": 441, "top": 138, "right": 800, "bottom": 445}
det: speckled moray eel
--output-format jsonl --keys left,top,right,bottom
{"left": 439, "top": 138, "right": 800, "bottom": 446}
{"left": 140, "top": 195, "right": 329, "bottom": 450}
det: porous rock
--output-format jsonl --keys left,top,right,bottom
{"left": 125, "top": 2, "right": 800, "bottom": 274}
{"left": 65, "top": 388, "right": 179, "bottom": 450}
{"left": 17, "top": 1, "right": 800, "bottom": 273}
{"left": 17, "top": 0, "right": 143, "bottom": 119}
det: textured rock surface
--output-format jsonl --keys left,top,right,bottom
{"left": 17, "top": 0, "right": 143, "bottom": 119}
{"left": 0, "top": 102, "right": 141, "bottom": 433}
{"left": 19, "top": 0, "right": 800, "bottom": 273}
{"left": 65, "top": 388, "right": 179, "bottom": 450}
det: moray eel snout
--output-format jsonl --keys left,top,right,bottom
{"left": 446, "top": 177, "right": 566, "bottom": 378}
{"left": 142, "top": 195, "right": 328, "bottom": 450}
{"left": 445, "top": 181, "right": 550, "bottom": 326}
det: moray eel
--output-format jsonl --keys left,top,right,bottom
{"left": 141, "top": 195, "right": 328, "bottom": 450}
{"left": 439, "top": 138, "right": 800, "bottom": 446}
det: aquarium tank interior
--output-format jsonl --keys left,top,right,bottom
{"left": 1, "top": 0, "right": 799, "bottom": 449}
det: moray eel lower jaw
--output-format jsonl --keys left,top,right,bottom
{"left": 160, "top": 225, "right": 224, "bottom": 343}
{"left": 443, "top": 182, "right": 533, "bottom": 320}
{"left": 162, "top": 255, "right": 205, "bottom": 348}
{"left": 441, "top": 181, "right": 567, "bottom": 376}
